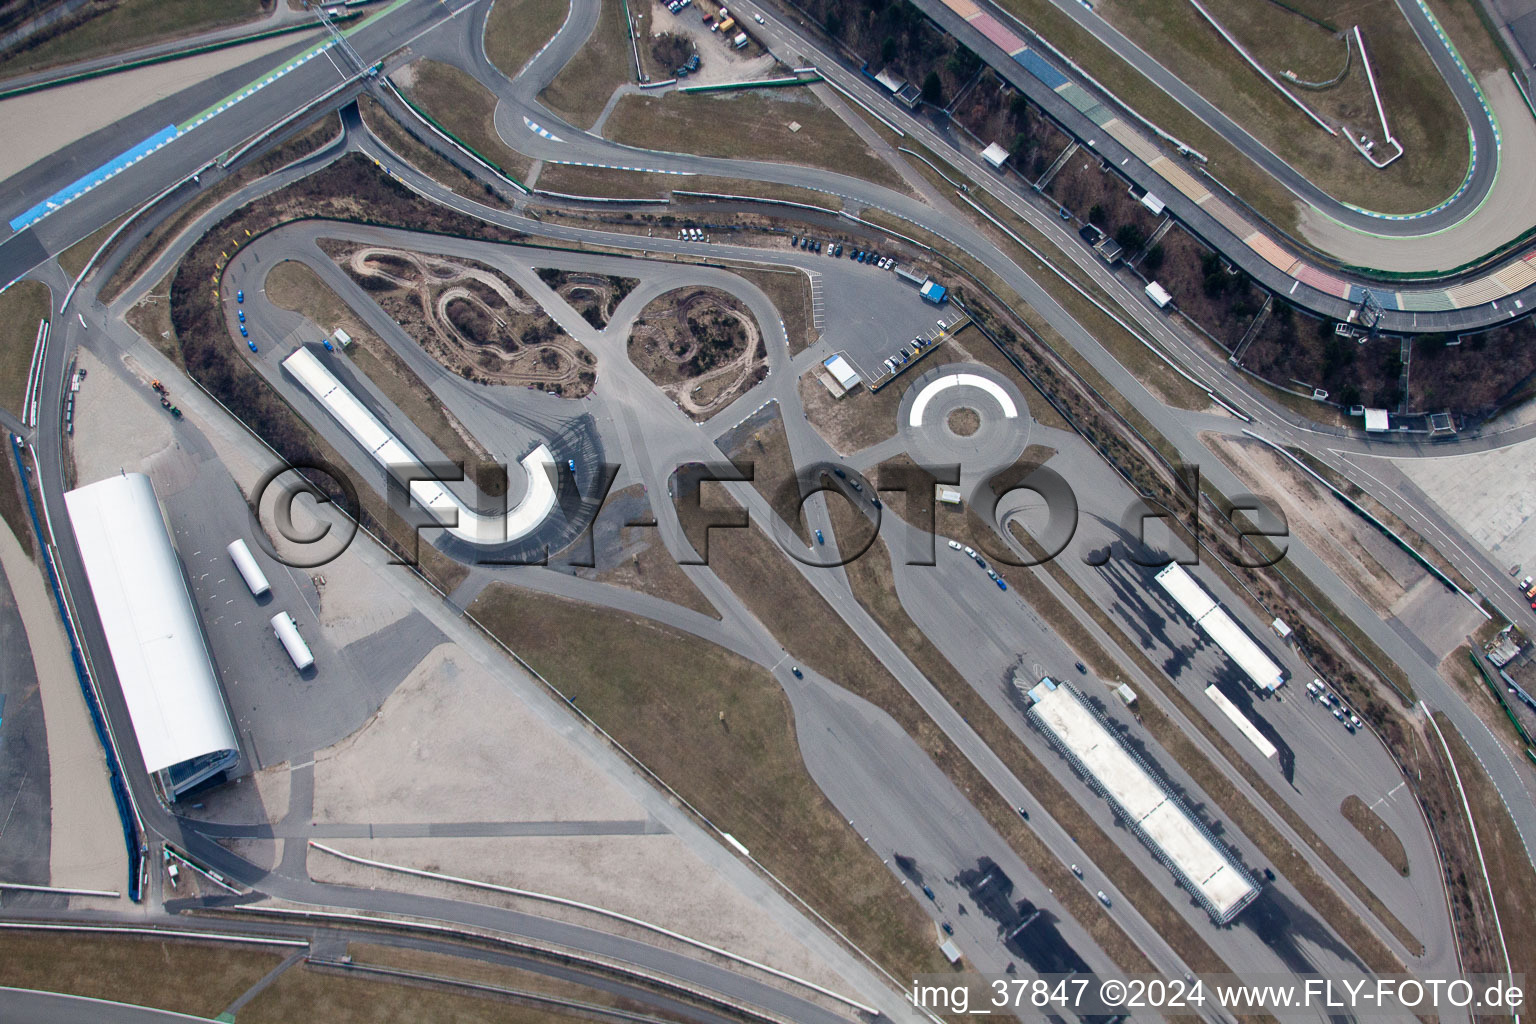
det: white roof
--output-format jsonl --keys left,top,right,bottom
{"left": 1140, "top": 192, "right": 1166, "bottom": 215}
{"left": 874, "top": 69, "right": 906, "bottom": 93}
{"left": 1364, "top": 408, "right": 1389, "bottom": 431}
{"left": 1145, "top": 281, "right": 1173, "bottom": 307}
{"left": 1156, "top": 564, "right": 1285, "bottom": 691}
{"left": 1030, "top": 683, "right": 1257, "bottom": 922}
{"left": 283, "top": 347, "right": 557, "bottom": 545}
{"left": 1204, "top": 685, "right": 1278, "bottom": 759}
{"left": 64, "top": 473, "right": 238, "bottom": 775}
{"left": 981, "top": 142, "right": 1010, "bottom": 168}
{"left": 822, "top": 354, "right": 860, "bottom": 389}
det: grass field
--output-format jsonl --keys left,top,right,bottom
{"left": 1087, "top": 0, "right": 1469, "bottom": 213}
{"left": 0, "top": 434, "right": 34, "bottom": 555}
{"left": 720, "top": 405, "right": 809, "bottom": 544}
{"left": 466, "top": 583, "right": 953, "bottom": 979}
{"left": 603, "top": 90, "right": 910, "bottom": 193}
{"left": 0, "top": 280, "right": 50, "bottom": 417}
{"left": 989, "top": 0, "right": 1493, "bottom": 218}
{"left": 124, "top": 269, "right": 183, "bottom": 369}
{"left": 538, "top": 0, "right": 632, "bottom": 130}
{"left": 1341, "top": 794, "right": 1411, "bottom": 876}
{"left": 727, "top": 265, "right": 819, "bottom": 354}
{"left": 240, "top": 958, "right": 584, "bottom": 1024}
{"left": 0, "top": 931, "right": 282, "bottom": 1017}
{"left": 264, "top": 259, "right": 506, "bottom": 498}
{"left": 56, "top": 214, "right": 127, "bottom": 281}
{"left": 592, "top": 484, "right": 719, "bottom": 618}
{"left": 0, "top": 0, "right": 270, "bottom": 80}
{"left": 483, "top": 0, "right": 571, "bottom": 81}
{"left": 398, "top": 59, "right": 532, "bottom": 183}
{"left": 360, "top": 95, "right": 501, "bottom": 206}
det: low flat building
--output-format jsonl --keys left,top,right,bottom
{"left": 822, "top": 354, "right": 861, "bottom": 391}
{"left": 1155, "top": 563, "right": 1286, "bottom": 692}
{"left": 981, "top": 142, "right": 1010, "bottom": 169}
{"left": 1025, "top": 678, "right": 1259, "bottom": 924}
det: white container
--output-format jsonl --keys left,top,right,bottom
{"left": 226, "top": 539, "right": 270, "bottom": 597}
{"left": 270, "top": 611, "right": 314, "bottom": 671}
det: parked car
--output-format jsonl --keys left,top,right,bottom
{"left": 239, "top": 324, "right": 248, "bottom": 337}
{"left": 922, "top": 885, "right": 936, "bottom": 900}
{"left": 791, "top": 665, "right": 803, "bottom": 678}
{"left": 948, "top": 540, "right": 962, "bottom": 550}
{"left": 815, "top": 529, "right": 825, "bottom": 545}
{"left": 1075, "top": 661, "right": 1087, "bottom": 674}
{"left": 236, "top": 289, "right": 244, "bottom": 303}
{"left": 996, "top": 578, "right": 1008, "bottom": 590}
{"left": 940, "top": 922, "right": 954, "bottom": 935}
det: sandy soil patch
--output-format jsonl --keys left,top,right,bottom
{"left": 0, "top": 518, "right": 123, "bottom": 891}
{"left": 324, "top": 241, "right": 597, "bottom": 396}
{"left": 69, "top": 350, "right": 177, "bottom": 486}
{"left": 313, "top": 643, "right": 643, "bottom": 824}
{"left": 1204, "top": 433, "right": 1426, "bottom": 613}
{"left": 0, "top": 32, "right": 308, "bottom": 182}
{"left": 311, "top": 834, "right": 857, "bottom": 995}
{"left": 629, "top": 287, "right": 766, "bottom": 420}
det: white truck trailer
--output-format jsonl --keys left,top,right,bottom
{"left": 226, "top": 539, "right": 270, "bottom": 597}
{"left": 270, "top": 611, "right": 314, "bottom": 671}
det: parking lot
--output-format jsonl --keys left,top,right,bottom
{"left": 787, "top": 233, "right": 960, "bottom": 384}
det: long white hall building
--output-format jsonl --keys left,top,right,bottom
{"left": 65, "top": 473, "right": 239, "bottom": 800}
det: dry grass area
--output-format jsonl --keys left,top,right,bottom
{"left": 822, "top": 496, "right": 1222, "bottom": 978}
{"left": 1202, "top": 433, "right": 1421, "bottom": 614}
{"left": 483, "top": 0, "right": 572, "bottom": 80}
{"left": 347, "top": 942, "right": 694, "bottom": 1023}
{"left": 604, "top": 90, "right": 910, "bottom": 194}
{"left": 629, "top": 286, "right": 766, "bottom": 419}
{"left": 534, "top": 267, "right": 637, "bottom": 330}
{"left": 0, "top": 930, "right": 281, "bottom": 1017}
{"left": 798, "top": 349, "right": 962, "bottom": 456}
{"left": 1430, "top": 713, "right": 1536, "bottom": 981}
{"left": 57, "top": 214, "right": 127, "bottom": 281}
{"left": 100, "top": 111, "right": 342, "bottom": 305}
{"left": 720, "top": 404, "right": 809, "bottom": 544}
{"left": 240, "top": 958, "right": 581, "bottom": 1024}
{"left": 124, "top": 269, "right": 183, "bottom": 369}
{"left": 325, "top": 240, "right": 596, "bottom": 397}
{"left": 0, "top": 0, "right": 269, "bottom": 80}
{"left": 534, "top": 163, "right": 842, "bottom": 209}
{"left": 593, "top": 484, "right": 718, "bottom": 618}
{"left": 360, "top": 94, "right": 503, "bottom": 206}
{"left": 466, "top": 582, "right": 953, "bottom": 980}
{"left": 538, "top": 0, "right": 633, "bottom": 130}
{"left": 1341, "top": 795, "right": 1411, "bottom": 876}
{"left": 0, "top": 280, "right": 50, "bottom": 417}
{"left": 1089, "top": 0, "right": 1470, "bottom": 213}
{"left": 727, "top": 265, "right": 818, "bottom": 355}
{"left": 264, "top": 259, "right": 509, "bottom": 498}
{"left": 0, "top": 434, "right": 33, "bottom": 554}
{"left": 396, "top": 59, "right": 532, "bottom": 182}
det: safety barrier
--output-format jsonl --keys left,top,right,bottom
{"left": 7, "top": 436, "right": 142, "bottom": 901}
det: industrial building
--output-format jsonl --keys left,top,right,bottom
{"left": 1154, "top": 563, "right": 1286, "bottom": 692}
{"left": 283, "top": 346, "right": 557, "bottom": 545}
{"left": 64, "top": 473, "right": 240, "bottom": 800}
{"left": 1024, "top": 677, "right": 1259, "bottom": 924}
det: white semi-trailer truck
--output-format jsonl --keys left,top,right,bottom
{"left": 270, "top": 611, "right": 314, "bottom": 671}
{"left": 226, "top": 539, "right": 271, "bottom": 597}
